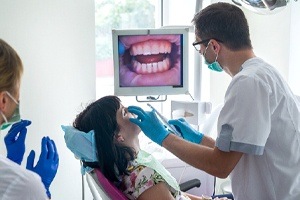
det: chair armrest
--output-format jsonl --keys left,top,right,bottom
{"left": 179, "top": 179, "right": 201, "bottom": 192}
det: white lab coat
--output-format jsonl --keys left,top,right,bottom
{"left": 0, "top": 154, "right": 48, "bottom": 200}
{"left": 216, "top": 57, "right": 300, "bottom": 200}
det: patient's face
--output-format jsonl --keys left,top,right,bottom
{"left": 116, "top": 104, "right": 141, "bottom": 139}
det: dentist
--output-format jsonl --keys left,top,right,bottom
{"left": 0, "top": 39, "right": 59, "bottom": 199}
{"left": 128, "top": 2, "right": 300, "bottom": 200}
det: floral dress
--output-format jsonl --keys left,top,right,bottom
{"left": 119, "top": 159, "right": 191, "bottom": 200}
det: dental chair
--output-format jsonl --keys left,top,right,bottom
{"left": 86, "top": 168, "right": 127, "bottom": 200}
{"left": 86, "top": 168, "right": 201, "bottom": 200}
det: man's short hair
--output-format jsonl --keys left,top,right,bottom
{"left": 192, "top": 2, "right": 252, "bottom": 50}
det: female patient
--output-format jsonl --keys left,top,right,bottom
{"left": 63, "top": 95, "right": 228, "bottom": 200}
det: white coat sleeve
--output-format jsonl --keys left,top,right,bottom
{"left": 216, "top": 75, "right": 271, "bottom": 155}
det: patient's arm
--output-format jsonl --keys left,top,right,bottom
{"left": 184, "top": 193, "right": 203, "bottom": 200}
{"left": 137, "top": 182, "right": 175, "bottom": 200}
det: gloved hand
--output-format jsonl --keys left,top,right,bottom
{"left": 168, "top": 118, "right": 204, "bottom": 144}
{"left": 26, "top": 137, "right": 59, "bottom": 199}
{"left": 128, "top": 106, "right": 170, "bottom": 146}
{"left": 4, "top": 119, "right": 31, "bottom": 165}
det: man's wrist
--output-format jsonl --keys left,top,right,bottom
{"left": 197, "top": 132, "right": 204, "bottom": 144}
{"left": 157, "top": 130, "right": 171, "bottom": 146}
{"left": 161, "top": 133, "right": 178, "bottom": 148}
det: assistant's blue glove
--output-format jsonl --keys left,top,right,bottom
{"left": 128, "top": 106, "right": 170, "bottom": 146}
{"left": 168, "top": 118, "right": 204, "bottom": 144}
{"left": 4, "top": 119, "right": 31, "bottom": 165}
{"left": 26, "top": 137, "right": 59, "bottom": 199}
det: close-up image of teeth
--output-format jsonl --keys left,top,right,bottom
{"left": 118, "top": 34, "right": 182, "bottom": 87}
{"left": 130, "top": 39, "right": 172, "bottom": 74}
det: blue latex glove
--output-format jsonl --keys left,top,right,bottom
{"left": 128, "top": 106, "right": 170, "bottom": 146}
{"left": 168, "top": 118, "right": 204, "bottom": 144}
{"left": 4, "top": 119, "right": 31, "bottom": 165}
{"left": 26, "top": 137, "right": 59, "bottom": 199}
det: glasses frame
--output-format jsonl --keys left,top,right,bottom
{"left": 192, "top": 38, "right": 223, "bottom": 52}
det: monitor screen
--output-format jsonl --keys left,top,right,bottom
{"left": 112, "top": 28, "right": 189, "bottom": 96}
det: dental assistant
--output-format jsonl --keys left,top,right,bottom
{"left": 128, "top": 2, "right": 300, "bottom": 200}
{"left": 0, "top": 39, "right": 58, "bottom": 199}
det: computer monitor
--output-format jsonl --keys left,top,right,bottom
{"left": 112, "top": 28, "right": 189, "bottom": 96}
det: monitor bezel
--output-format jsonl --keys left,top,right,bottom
{"left": 112, "top": 28, "right": 189, "bottom": 96}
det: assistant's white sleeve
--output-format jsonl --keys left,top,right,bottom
{"left": 3, "top": 173, "right": 48, "bottom": 200}
{"left": 0, "top": 156, "right": 48, "bottom": 200}
{"left": 216, "top": 75, "right": 271, "bottom": 155}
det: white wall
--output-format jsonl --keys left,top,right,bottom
{"left": 0, "top": 1, "right": 95, "bottom": 199}
{"left": 288, "top": 0, "right": 300, "bottom": 96}
{"left": 246, "top": 4, "right": 291, "bottom": 78}
{"left": 209, "top": 0, "right": 296, "bottom": 107}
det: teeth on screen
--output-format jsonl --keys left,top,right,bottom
{"left": 152, "top": 62, "right": 158, "bottom": 73}
{"left": 133, "top": 57, "right": 170, "bottom": 74}
{"left": 130, "top": 40, "right": 171, "bottom": 56}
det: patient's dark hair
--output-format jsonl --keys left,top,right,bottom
{"left": 73, "top": 95, "right": 135, "bottom": 183}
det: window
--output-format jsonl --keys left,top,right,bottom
{"left": 95, "top": 0, "right": 210, "bottom": 117}
{"left": 95, "top": 0, "right": 159, "bottom": 98}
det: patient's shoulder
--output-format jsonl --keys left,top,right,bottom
{"left": 121, "top": 164, "right": 167, "bottom": 199}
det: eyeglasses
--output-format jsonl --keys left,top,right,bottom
{"left": 192, "top": 39, "right": 211, "bottom": 51}
{"left": 192, "top": 38, "right": 223, "bottom": 52}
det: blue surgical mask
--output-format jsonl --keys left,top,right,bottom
{"left": 203, "top": 42, "right": 223, "bottom": 72}
{"left": 0, "top": 91, "right": 21, "bottom": 130}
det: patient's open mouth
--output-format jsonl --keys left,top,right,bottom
{"left": 119, "top": 35, "right": 181, "bottom": 86}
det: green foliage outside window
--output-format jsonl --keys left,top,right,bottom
{"left": 95, "top": 0, "right": 156, "bottom": 61}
